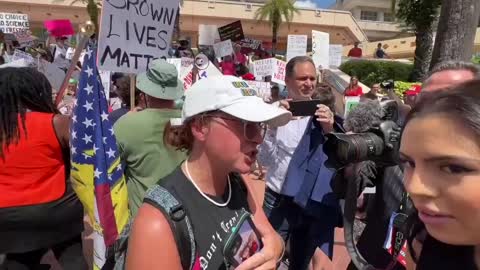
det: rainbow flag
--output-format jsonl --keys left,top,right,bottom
{"left": 70, "top": 44, "right": 130, "bottom": 269}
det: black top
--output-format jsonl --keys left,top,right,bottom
{"left": 147, "top": 167, "right": 251, "bottom": 270}
{"left": 416, "top": 235, "right": 477, "bottom": 270}
{"left": 353, "top": 164, "right": 406, "bottom": 270}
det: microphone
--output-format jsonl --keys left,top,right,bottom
{"left": 343, "top": 100, "right": 383, "bottom": 133}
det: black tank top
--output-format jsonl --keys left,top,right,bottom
{"left": 417, "top": 235, "right": 477, "bottom": 270}
{"left": 149, "top": 166, "right": 251, "bottom": 270}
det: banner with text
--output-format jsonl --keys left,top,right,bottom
{"left": 312, "top": 30, "right": 330, "bottom": 70}
{"left": 286, "top": 35, "right": 307, "bottom": 62}
{"left": 0, "top": 13, "right": 29, "bottom": 34}
{"left": 98, "top": 0, "right": 180, "bottom": 73}
{"left": 213, "top": 39, "right": 234, "bottom": 58}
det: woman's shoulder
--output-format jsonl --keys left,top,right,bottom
{"left": 417, "top": 235, "right": 477, "bottom": 270}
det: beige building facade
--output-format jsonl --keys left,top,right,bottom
{"left": 1, "top": 0, "right": 367, "bottom": 51}
{"left": 333, "top": 0, "right": 406, "bottom": 41}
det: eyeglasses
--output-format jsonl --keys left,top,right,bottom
{"left": 204, "top": 114, "right": 267, "bottom": 141}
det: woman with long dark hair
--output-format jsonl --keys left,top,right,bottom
{"left": 400, "top": 79, "right": 480, "bottom": 269}
{"left": 0, "top": 67, "right": 87, "bottom": 269}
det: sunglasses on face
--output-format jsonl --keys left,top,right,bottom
{"left": 203, "top": 114, "right": 267, "bottom": 141}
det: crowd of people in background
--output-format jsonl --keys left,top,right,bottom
{"left": 1, "top": 25, "right": 480, "bottom": 270}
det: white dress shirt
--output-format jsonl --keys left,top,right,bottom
{"left": 258, "top": 117, "right": 311, "bottom": 194}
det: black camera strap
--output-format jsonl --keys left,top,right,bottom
{"left": 385, "top": 192, "right": 411, "bottom": 270}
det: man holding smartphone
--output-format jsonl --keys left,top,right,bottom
{"left": 258, "top": 56, "right": 344, "bottom": 269}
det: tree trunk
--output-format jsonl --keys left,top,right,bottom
{"left": 86, "top": 0, "right": 99, "bottom": 36}
{"left": 272, "top": 24, "right": 278, "bottom": 56}
{"left": 430, "top": 0, "right": 480, "bottom": 69}
{"left": 410, "top": 27, "right": 434, "bottom": 82}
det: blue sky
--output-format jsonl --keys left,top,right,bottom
{"left": 294, "top": 0, "right": 336, "bottom": 9}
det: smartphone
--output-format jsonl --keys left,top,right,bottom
{"left": 224, "top": 212, "right": 264, "bottom": 268}
{"left": 288, "top": 99, "right": 322, "bottom": 117}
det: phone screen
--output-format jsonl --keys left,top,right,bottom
{"left": 288, "top": 100, "right": 321, "bottom": 117}
{"left": 225, "top": 216, "right": 263, "bottom": 267}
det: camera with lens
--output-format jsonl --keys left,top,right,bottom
{"left": 323, "top": 100, "right": 401, "bottom": 169}
{"left": 380, "top": 79, "right": 395, "bottom": 90}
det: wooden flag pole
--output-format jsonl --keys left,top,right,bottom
{"left": 130, "top": 74, "right": 136, "bottom": 111}
{"left": 55, "top": 21, "right": 95, "bottom": 106}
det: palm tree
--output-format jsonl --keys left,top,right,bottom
{"left": 52, "top": 0, "right": 101, "bottom": 34}
{"left": 254, "top": 0, "right": 299, "bottom": 56}
{"left": 392, "top": 0, "right": 441, "bottom": 81}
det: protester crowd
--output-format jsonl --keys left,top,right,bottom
{"left": 1, "top": 26, "right": 480, "bottom": 270}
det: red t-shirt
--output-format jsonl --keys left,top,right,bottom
{"left": 235, "top": 52, "right": 247, "bottom": 66}
{"left": 220, "top": 61, "right": 236, "bottom": 75}
{"left": 345, "top": 86, "right": 363, "bottom": 96}
{"left": 348, "top": 48, "right": 363, "bottom": 58}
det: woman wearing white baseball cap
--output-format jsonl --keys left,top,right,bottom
{"left": 127, "top": 76, "right": 291, "bottom": 270}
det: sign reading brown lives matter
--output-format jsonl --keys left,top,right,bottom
{"left": 217, "top": 20, "right": 245, "bottom": 42}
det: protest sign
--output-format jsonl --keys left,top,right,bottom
{"left": 37, "top": 60, "right": 66, "bottom": 91}
{"left": 98, "top": 0, "right": 180, "bottom": 73}
{"left": 199, "top": 24, "right": 220, "bottom": 46}
{"left": 0, "top": 13, "right": 29, "bottom": 34}
{"left": 99, "top": 71, "right": 112, "bottom": 101}
{"left": 14, "top": 30, "right": 34, "bottom": 46}
{"left": 271, "top": 59, "right": 286, "bottom": 85}
{"left": 213, "top": 40, "right": 234, "bottom": 58}
{"left": 329, "top": 44, "right": 343, "bottom": 67}
{"left": 44, "top": 20, "right": 74, "bottom": 37}
{"left": 286, "top": 35, "right": 307, "bottom": 62}
{"left": 312, "top": 30, "right": 330, "bottom": 70}
{"left": 238, "top": 38, "right": 262, "bottom": 53}
{"left": 344, "top": 96, "right": 360, "bottom": 118}
{"left": 166, "top": 58, "right": 182, "bottom": 78}
{"left": 66, "top": 47, "right": 76, "bottom": 60}
{"left": 246, "top": 81, "right": 271, "bottom": 101}
{"left": 12, "top": 49, "right": 34, "bottom": 64}
{"left": 218, "top": 21, "right": 244, "bottom": 42}
{"left": 252, "top": 58, "right": 275, "bottom": 78}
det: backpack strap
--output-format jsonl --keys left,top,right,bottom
{"left": 144, "top": 185, "right": 196, "bottom": 270}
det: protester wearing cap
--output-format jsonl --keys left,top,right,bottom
{"left": 114, "top": 59, "right": 186, "bottom": 216}
{"left": 127, "top": 75, "right": 290, "bottom": 270}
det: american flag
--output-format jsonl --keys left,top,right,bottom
{"left": 70, "top": 45, "right": 130, "bottom": 270}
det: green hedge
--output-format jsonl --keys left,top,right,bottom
{"left": 339, "top": 60, "right": 414, "bottom": 87}
{"left": 394, "top": 81, "right": 421, "bottom": 98}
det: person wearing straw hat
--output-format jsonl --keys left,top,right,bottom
{"left": 114, "top": 59, "right": 186, "bottom": 216}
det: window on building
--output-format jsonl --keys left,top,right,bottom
{"left": 384, "top": 13, "right": 395, "bottom": 22}
{"left": 360, "top": 10, "right": 378, "bottom": 21}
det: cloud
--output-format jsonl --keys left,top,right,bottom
{"left": 294, "top": 0, "right": 319, "bottom": 9}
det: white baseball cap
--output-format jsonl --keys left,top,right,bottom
{"left": 178, "top": 75, "right": 291, "bottom": 127}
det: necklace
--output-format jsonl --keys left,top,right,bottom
{"left": 184, "top": 161, "right": 231, "bottom": 207}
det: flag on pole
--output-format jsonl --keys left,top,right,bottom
{"left": 70, "top": 45, "right": 130, "bottom": 270}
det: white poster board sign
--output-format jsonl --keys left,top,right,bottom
{"left": 98, "top": 0, "right": 180, "bottom": 73}
{"left": 198, "top": 24, "right": 220, "bottom": 46}
{"left": 271, "top": 59, "right": 286, "bottom": 85}
{"left": 253, "top": 58, "right": 275, "bottom": 78}
{"left": 12, "top": 49, "right": 34, "bottom": 64}
{"left": 0, "top": 13, "right": 29, "bottom": 33}
{"left": 213, "top": 39, "right": 234, "bottom": 58}
{"left": 99, "top": 70, "right": 112, "bottom": 101}
{"left": 246, "top": 81, "right": 271, "bottom": 101}
{"left": 312, "top": 30, "right": 330, "bottom": 70}
{"left": 329, "top": 44, "right": 343, "bottom": 67}
{"left": 37, "top": 60, "right": 66, "bottom": 91}
{"left": 286, "top": 35, "right": 307, "bottom": 62}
